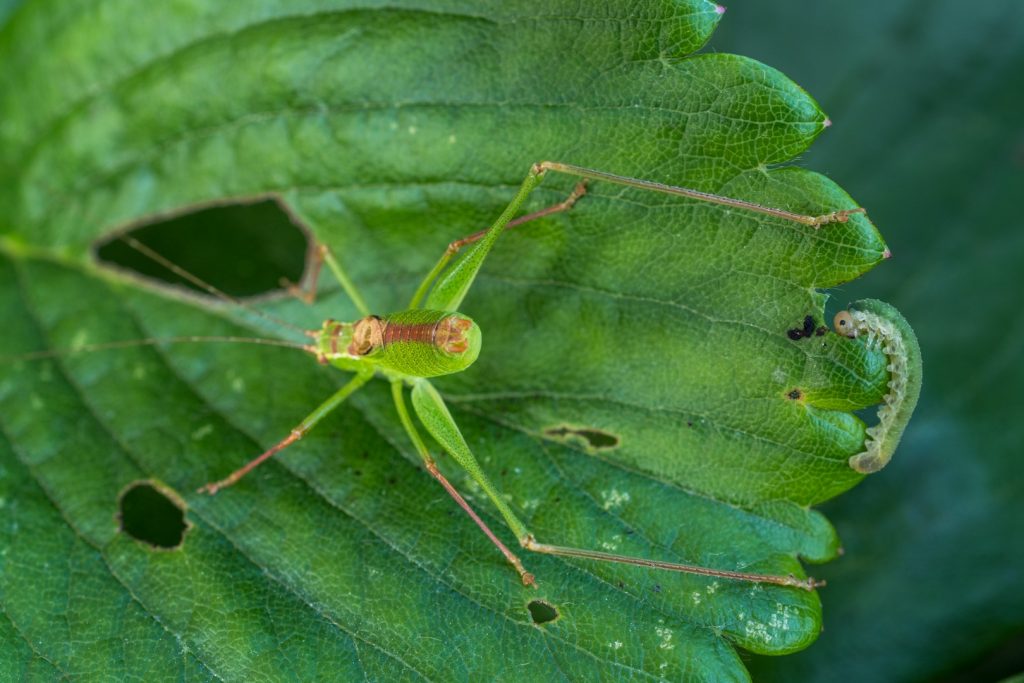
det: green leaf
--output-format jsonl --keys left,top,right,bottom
{"left": 712, "top": 2, "right": 1024, "bottom": 681}
{"left": 0, "top": 2, "right": 896, "bottom": 679}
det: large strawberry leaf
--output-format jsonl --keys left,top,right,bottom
{"left": 0, "top": 2, "right": 893, "bottom": 679}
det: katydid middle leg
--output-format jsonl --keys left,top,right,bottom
{"left": 281, "top": 243, "right": 372, "bottom": 316}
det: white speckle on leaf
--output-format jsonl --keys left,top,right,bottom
{"left": 448, "top": 134, "right": 457, "bottom": 144}
{"left": 745, "top": 619, "right": 773, "bottom": 644}
{"left": 232, "top": 377, "right": 245, "bottom": 392}
{"left": 70, "top": 330, "right": 89, "bottom": 350}
{"left": 191, "top": 424, "right": 214, "bottom": 441}
{"left": 691, "top": 591, "right": 702, "bottom": 605}
{"left": 706, "top": 581, "right": 720, "bottom": 595}
{"left": 772, "top": 367, "right": 786, "bottom": 383}
{"left": 522, "top": 498, "right": 540, "bottom": 513}
{"left": 463, "top": 478, "right": 483, "bottom": 497}
{"left": 407, "top": 125, "right": 418, "bottom": 135}
{"left": 609, "top": 641, "right": 623, "bottom": 650}
{"left": 768, "top": 602, "right": 794, "bottom": 631}
{"left": 655, "top": 626, "right": 674, "bottom": 650}
{"left": 600, "top": 488, "right": 631, "bottom": 511}
{"left": 600, "top": 534, "right": 622, "bottom": 551}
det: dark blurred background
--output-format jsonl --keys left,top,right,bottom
{"left": 713, "top": 3, "right": 1024, "bottom": 682}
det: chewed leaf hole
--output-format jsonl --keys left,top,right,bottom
{"left": 94, "top": 197, "right": 311, "bottom": 298}
{"left": 117, "top": 481, "right": 189, "bottom": 550}
{"left": 528, "top": 600, "right": 559, "bottom": 625}
{"left": 543, "top": 424, "right": 620, "bottom": 451}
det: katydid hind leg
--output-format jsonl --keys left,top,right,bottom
{"left": 409, "top": 180, "right": 587, "bottom": 309}
{"left": 409, "top": 382, "right": 822, "bottom": 590}
{"left": 420, "top": 165, "right": 551, "bottom": 313}
{"left": 390, "top": 381, "right": 535, "bottom": 586}
{"left": 536, "top": 161, "right": 866, "bottom": 227}
{"left": 198, "top": 368, "right": 374, "bottom": 494}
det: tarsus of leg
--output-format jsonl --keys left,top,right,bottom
{"left": 409, "top": 181, "right": 587, "bottom": 309}
{"left": 537, "top": 161, "right": 866, "bottom": 228}
{"left": 198, "top": 368, "right": 374, "bottom": 494}
{"left": 390, "top": 380, "right": 535, "bottom": 586}
{"left": 119, "top": 235, "right": 311, "bottom": 336}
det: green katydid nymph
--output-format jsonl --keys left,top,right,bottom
{"left": 23, "top": 161, "right": 880, "bottom": 590}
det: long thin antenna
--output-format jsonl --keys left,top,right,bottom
{"left": 119, "top": 235, "right": 311, "bottom": 337}
{"left": 2, "top": 336, "right": 315, "bottom": 362}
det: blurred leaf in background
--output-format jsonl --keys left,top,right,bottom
{"left": 714, "top": 2, "right": 1024, "bottom": 681}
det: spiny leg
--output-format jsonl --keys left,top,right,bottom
{"left": 279, "top": 242, "right": 326, "bottom": 305}
{"left": 520, "top": 538, "right": 823, "bottom": 590}
{"left": 410, "top": 378, "right": 822, "bottom": 591}
{"left": 281, "top": 243, "right": 372, "bottom": 317}
{"left": 409, "top": 181, "right": 587, "bottom": 309}
{"left": 418, "top": 164, "right": 560, "bottom": 312}
{"left": 536, "top": 161, "right": 866, "bottom": 228}
{"left": 390, "top": 380, "right": 535, "bottom": 586}
{"left": 198, "top": 367, "right": 374, "bottom": 494}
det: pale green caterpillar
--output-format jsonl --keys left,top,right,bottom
{"left": 833, "top": 299, "right": 922, "bottom": 473}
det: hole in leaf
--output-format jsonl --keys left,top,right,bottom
{"left": 543, "top": 425, "right": 620, "bottom": 451}
{"left": 117, "top": 481, "right": 189, "bottom": 550}
{"left": 94, "top": 197, "right": 311, "bottom": 298}
{"left": 787, "top": 388, "right": 803, "bottom": 400}
{"left": 528, "top": 600, "right": 559, "bottom": 625}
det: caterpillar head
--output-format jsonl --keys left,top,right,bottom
{"left": 833, "top": 310, "right": 858, "bottom": 338}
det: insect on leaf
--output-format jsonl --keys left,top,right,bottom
{"left": 0, "top": 1, "right": 899, "bottom": 680}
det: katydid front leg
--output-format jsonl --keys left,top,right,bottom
{"left": 198, "top": 366, "right": 375, "bottom": 494}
